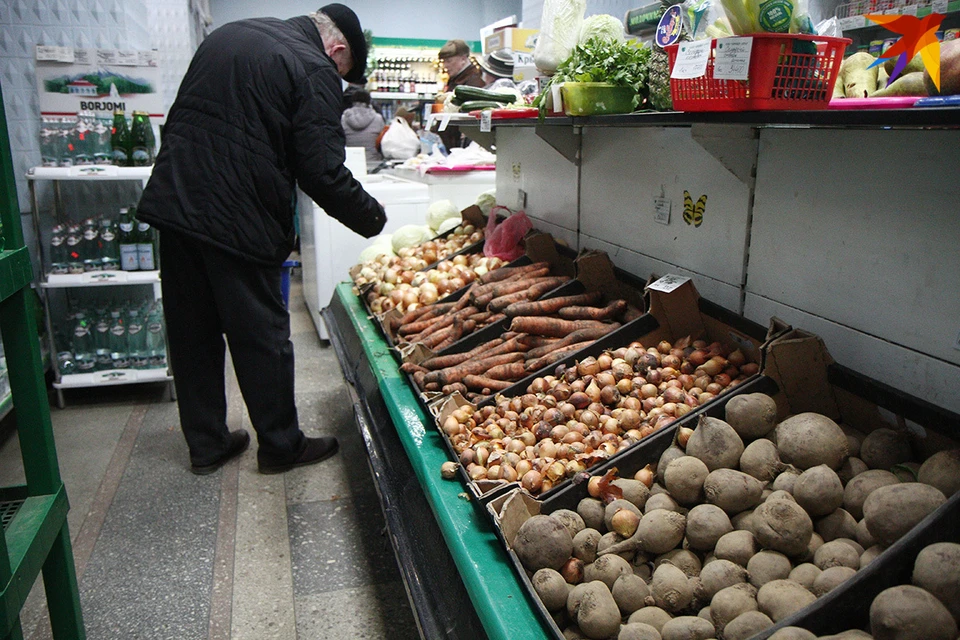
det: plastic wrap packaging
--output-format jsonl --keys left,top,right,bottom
{"left": 533, "top": 0, "right": 587, "bottom": 75}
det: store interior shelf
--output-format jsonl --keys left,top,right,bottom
{"left": 52, "top": 367, "right": 172, "bottom": 390}
{"left": 324, "top": 283, "right": 550, "bottom": 640}
{"left": 838, "top": 0, "right": 960, "bottom": 29}
{"left": 26, "top": 165, "right": 152, "bottom": 181}
{"left": 41, "top": 270, "right": 160, "bottom": 288}
{"left": 0, "top": 248, "right": 33, "bottom": 304}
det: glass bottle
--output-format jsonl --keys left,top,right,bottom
{"left": 130, "top": 111, "right": 154, "bottom": 166}
{"left": 118, "top": 207, "right": 138, "bottom": 271}
{"left": 108, "top": 310, "right": 129, "bottom": 369}
{"left": 127, "top": 308, "right": 148, "bottom": 370}
{"left": 136, "top": 219, "right": 157, "bottom": 271}
{"left": 111, "top": 110, "right": 131, "bottom": 167}
{"left": 146, "top": 306, "right": 167, "bottom": 369}
{"left": 50, "top": 223, "right": 69, "bottom": 274}
{"left": 72, "top": 312, "right": 97, "bottom": 373}
{"left": 100, "top": 217, "right": 120, "bottom": 270}
{"left": 81, "top": 217, "right": 102, "bottom": 272}
{"left": 65, "top": 223, "right": 84, "bottom": 274}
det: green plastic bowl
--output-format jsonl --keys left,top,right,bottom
{"left": 560, "top": 82, "right": 637, "bottom": 116}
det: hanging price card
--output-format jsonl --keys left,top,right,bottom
{"left": 670, "top": 39, "right": 711, "bottom": 79}
{"left": 901, "top": 4, "right": 918, "bottom": 15}
{"left": 932, "top": 0, "right": 948, "bottom": 13}
{"left": 838, "top": 15, "right": 867, "bottom": 30}
{"left": 713, "top": 37, "right": 753, "bottom": 80}
{"left": 480, "top": 109, "right": 492, "bottom": 132}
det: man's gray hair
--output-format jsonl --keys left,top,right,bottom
{"left": 310, "top": 11, "right": 351, "bottom": 58}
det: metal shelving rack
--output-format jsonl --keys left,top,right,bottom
{"left": 0, "top": 82, "right": 86, "bottom": 639}
{"left": 25, "top": 165, "right": 174, "bottom": 408}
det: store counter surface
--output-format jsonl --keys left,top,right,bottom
{"left": 332, "top": 283, "right": 551, "bottom": 640}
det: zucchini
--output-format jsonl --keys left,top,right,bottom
{"left": 458, "top": 100, "right": 505, "bottom": 112}
{"left": 452, "top": 85, "right": 517, "bottom": 106}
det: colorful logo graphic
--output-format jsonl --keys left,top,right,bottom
{"left": 865, "top": 12, "right": 945, "bottom": 91}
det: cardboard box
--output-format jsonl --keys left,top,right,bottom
{"left": 483, "top": 28, "right": 539, "bottom": 54}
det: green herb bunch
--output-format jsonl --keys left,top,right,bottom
{"left": 534, "top": 37, "right": 652, "bottom": 118}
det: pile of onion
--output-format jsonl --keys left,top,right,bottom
{"left": 440, "top": 338, "right": 756, "bottom": 496}
{"left": 366, "top": 254, "right": 503, "bottom": 315}
{"left": 352, "top": 225, "right": 482, "bottom": 289}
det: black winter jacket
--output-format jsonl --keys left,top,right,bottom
{"left": 138, "top": 16, "right": 386, "bottom": 266}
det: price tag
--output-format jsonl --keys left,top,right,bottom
{"left": 654, "top": 197, "right": 671, "bottom": 225}
{"left": 438, "top": 114, "right": 451, "bottom": 132}
{"left": 36, "top": 45, "right": 60, "bottom": 61}
{"left": 479, "top": 109, "right": 492, "bottom": 132}
{"left": 138, "top": 50, "right": 159, "bottom": 67}
{"left": 931, "top": 0, "right": 948, "bottom": 13}
{"left": 670, "top": 39, "right": 711, "bottom": 79}
{"left": 74, "top": 48, "right": 93, "bottom": 65}
{"left": 838, "top": 15, "right": 867, "bottom": 30}
{"left": 714, "top": 37, "right": 753, "bottom": 81}
{"left": 117, "top": 50, "right": 139, "bottom": 66}
{"left": 647, "top": 274, "right": 691, "bottom": 293}
{"left": 901, "top": 4, "right": 918, "bottom": 15}
{"left": 97, "top": 49, "right": 119, "bottom": 65}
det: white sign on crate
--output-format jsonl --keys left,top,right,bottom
{"left": 714, "top": 37, "right": 753, "bottom": 81}
{"left": 670, "top": 39, "right": 712, "bottom": 80}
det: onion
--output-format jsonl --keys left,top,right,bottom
{"left": 522, "top": 470, "right": 543, "bottom": 493}
{"left": 578, "top": 357, "right": 601, "bottom": 377}
{"left": 587, "top": 475, "right": 603, "bottom": 498}
{"left": 597, "top": 353, "right": 613, "bottom": 370}
{"left": 634, "top": 464, "right": 655, "bottom": 487}
{"left": 677, "top": 426, "right": 694, "bottom": 448}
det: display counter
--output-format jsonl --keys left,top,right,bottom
{"left": 323, "top": 283, "right": 551, "bottom": 640}
{"left": 387, "top": 167, "right": 496, "bottom": 211}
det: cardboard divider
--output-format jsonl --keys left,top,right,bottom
{"left": 487, "top": 327, "right": 960, "bottom": 640}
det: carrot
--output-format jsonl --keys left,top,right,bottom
{"left": 477, "top": 261, "right": 550, "bottom": 285}
{"left": 398, "top": 304, "right": 434, "bottom": 327}
{"left": 397, "top": 302, "right": 457, "bottom": 335}
{"left": 509, "top": 316, "right": 611, "bottom": 338}
{"left": 524, "top": 341, "right": 597, "bottom": 371}
{"left": 427, "top": 351, "right": 525, "bottom": 387}
{"left": 556, "top": 299, "right": 628, "bottom": 321}
{"left": 462, "top": 374, "right": 514, "bottom": 392}
{"left": 431, "top": 317, "right": 472, "bottom": 351}
{"left": 469, "top": 334, "right": 530, "bottom": 360}
{"left": 413, "top": 370, "right": 427, "bottom": 389}
{"left": 467, "top": 310, "right": 493, "bottom": 325}
{"left": 485, "top": 269, "right": 553, "bottom": 298}
{"left": 483, "top": 361, "right": 527, "bottom": 381}
{"left": 503, "top": 291, "right": 603, "bottom": 317}
{"left": 400, "top": 362, "right": 428, "bottom": 374}
{"left": 500, "top": 331, "right": 520, "bottom": 341}
{"left": 442, "top": 382, "right": 469, "bottom": 396}
{"left": 424, "top": 382, "right": 440, "bottom": 392}
{"left": 420, "top": 337, "right": 505, "bottom": 370}
{"left": 423, "top": 318, "right": 475, "bottom": 350}
{"left": 411, "top": 306, "right": 477, "bottom": 341}
{"left": 518, "top": 335, "right": 560, "bottom": 349}
{"left": 486, "top": 277, "right": 570, "bottom": 312}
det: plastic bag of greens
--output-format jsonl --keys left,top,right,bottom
{"left": 534, "top": 0, "right": 587, "bottom": 75}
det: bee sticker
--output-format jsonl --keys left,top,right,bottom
{"left": 683, "top": 191, "right": 707, "bottom": 227}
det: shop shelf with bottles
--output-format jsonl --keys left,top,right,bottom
{"left": 26, "top": 166, "right": 174, "bottom": 408}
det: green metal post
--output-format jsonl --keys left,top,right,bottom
{"left": 0, "top": 80, "right": 85, "bottom": 639}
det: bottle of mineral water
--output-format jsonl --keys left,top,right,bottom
{"left": 72, "top": 313, "right": 97, "bottom": 373}
{"left": 108, "top": 310, "right": 129, "bottom": 369}
{"left": 94, "top": 307, "right": 112, "bottom": 370}
{"left": 66, "top": 223, "right": 84, "bottom": 274}
{"left": 118, "top": 207, "right": 138, "bottom": 271}
{"left": 57, "top": 351, "right": 77, "bottom": 376}
{"left": 127, "top": 308, "right": 148, "bottom": 370}
{"left": 50, "top": 223, "right": 69, "bottom": 274}
{"left": 81, "top": 217, "right": 101, "bottom": 272}
{"left": 136, "top": 218, "right": 157, "bottom": 271}
{"left": 99, "top": 217, "right": 120, "bottom": 270}
{"left": 145, "top": 307, "right": 167, "bottom": 369}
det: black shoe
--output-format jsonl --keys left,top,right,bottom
{"left": 257, "top": 436, "right": 339, "bottom": 475}
{"left": 190, "top": 430, "right": 251, "bottom": 475}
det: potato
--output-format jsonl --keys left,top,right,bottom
{"left": 664, "top": 456, "right": 710, "bottom": 505}
{"left": 646, "top": 493, "right": 683, "bottom": 514}
{"left": 772, "top": 468, "right": 801, "bottom": 494}
{"left": 563, "top": 625, "right": 587, "bottom": 640}
{"left": 798, "top": 532, "right": 824, "bottom": 564}
{"left": 606, "top": 499, "right": 643, "bottom": 533}
{"left": 869, "top": 585, "right": 958, "bottom": 640}
{"left": 843, "top": 469, "right": 900, "bottom": 520}
{"left": 628, "top": 606, "right": 673, "bottom": 632}
{"left": 917, "top": 449, "right": 960, "bottom": 497}
{"left": 613, "top": 572, "right": 654, "bottom": 615}
{"left": 637, "top": 509, "right": 687, "bottom": 555}
{"left": 585, "top": 553, "right": 633, "bottom": 590}
{"left": 533, "top": 568, "right": 571, "bottom": 612}
{"left": 651, "top": 562, "right": 694, "bottom": 613}
{"left": 860, "top": 544, "right": 884, "bottom": 567}
{"left": 815, "top": 508, "right": 858, "bottom": 542}
{"left": 655, "top": 549, "right": 702, "bottom": 578}
{"left": 660, "top": 615, "right": 715, "bottom": 640}
{"left": 859, "top": 428, "right": 912, "bottom": 470}
{"left": 723, "top": 610, "right": 774, "bottom": 640}
{"left": 854, "top": 518, "right": 876, "bottom": 549}
{"left": 911, "top": 542, "right": 960, "bottom": 622}
{"left": 768, "top": 626, "right": 817, "bottom": 640}
{"left": 699, "top": 558, "right": 748, "bottom": 600}
{"left": 618, "top": 622, "right": 663, "bottom": 640}
{"left": 837, "top": 457, "right": 869, "bottom": 485}
{"left": 793, "top": 465, "right": 844, "bottom": 517}
{"left": 766, "top": 490, "right": 796, "bottom": 503}
{"left": 834, "top": 537, "right": 864, "bottom": 556}
{"left": 660, "top": 445, "right": 687, "bottom": 476}
{"left": 710, "top": 582, "right": 758, "bottom": 631}
{"left": 686, "top": 416, "right": 745, "bottom": 471}
{"left": 748, "top": 550, "right": 793, "bottom": 588}
{"left": 740, "top": 439, "right": 782, "bottom": 482}
{"left": 685, "top": 504, "right": 733, "bottom": 552}
{"left": 703, "top": 469, "right": 764, "bottom": 515}
{"left": 812, "top": 565, "right": 856, "bottom": 596}
{"left": 757, "top": 579, "right": 817, "bottom": 622}
{"left": 579, "top": 497, "right": 607, "bottom": 531}
{"left": 814, "top": 540, "right": 860, "bottom": 570}
{"left": 613, "top": 478, "right": 653, "bottom": 509}
{"left": 714, "top": 530, "right": 759, "bottom": 567}
{"left": 574, "top": 528, "right": 603, "bottom": 564}
{"left": 514, "top": 514, "right": 575, "bottom": 572}
{"left": 576, "top": 581, "right": 623, "bottom": 640}
{"left": 752, "top": 499, "right": 814, "bottom": 557}
{"left": 598, "top": 531, "right": 631, "bottom": 561}
{"left": 788, "top": 563, "right": 822, "bottom": 590}
{"left": 862, "top": 483, "right": 947, "bottom": 546}
{"left": 554, "top": 509, "right": 587, "bottom": 540}
{"left": 725, "top": 393, "right": 778, "bottom": 438}
{"left": 818, "top": 632, "right": 874, "bottom": 640}
{"left": 775, "top": 413, "right": 849, "bottom": 470}
{"left": 840, "top": 425, "right": 866, "bottom": 458}
{"left": 731, "top": 509, "right": 757, "bottom": 533}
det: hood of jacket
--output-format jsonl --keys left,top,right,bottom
{"left": 342, "top": 105, "right": 379, "bottom": 131}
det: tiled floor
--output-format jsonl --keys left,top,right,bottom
{"left": 0, "top": 271, "right": 420, "bottom": 639}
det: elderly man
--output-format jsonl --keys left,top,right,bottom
{"left": 137, "top": 4, "right": 386, "bottom": 475}
{"left": 437, "top": 38, "right": 484, "bottom": 150}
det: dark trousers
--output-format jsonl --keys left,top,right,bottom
{"left": 159, "top": 229, "right": 305, "bottom": 466}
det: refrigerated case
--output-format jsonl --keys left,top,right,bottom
{"left": 298, "top": 173, "right": 430, "bottom": 340}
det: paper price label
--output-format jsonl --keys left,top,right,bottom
{"left": 714, "top": 37, "right": 753, "bottom": 81}
{"left": 97, "top": 49, "right": 119, "bottom": 65}
{"left": 931, "top": 0, "right": 948, "bottom": 13}
{"left": 654, "top": 197, "right": 671, "bottom": 225}
{"left": 838, "top": 15, "right": 867, "bottom": 30}
{"left": 74, "top": 48, "right": 93, "bottom": 65}
{"left": 648, "top": 274, "right": 691, "bottom": 293}
{"left": 36, "top": 46, "right": 60, "bottom": 61}
{"left": 480, "top": 109, "right": 492, "bottom": 132}
{"left": 901, "top": 4, "right": 918, "bottom": 15}
{"left": 118, "top": 50, "right": 139, "bottom": 66}
{"left": 670, "top": 39, "right": 711, "bottom": 79}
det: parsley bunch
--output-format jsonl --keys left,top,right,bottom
{"left": 534, "top": 38, "right": 652, "bottom": 117}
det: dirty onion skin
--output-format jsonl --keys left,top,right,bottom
{"left": 441, "top": 338, "right": 754, "bottom": 495}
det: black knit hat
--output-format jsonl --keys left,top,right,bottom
{"left": 319, "top": 3, "right": 367, "bottom": 84}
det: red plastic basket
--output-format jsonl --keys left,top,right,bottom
{"left": 665, "top": 34, "right": 851, "bottom": 112}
